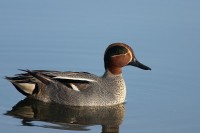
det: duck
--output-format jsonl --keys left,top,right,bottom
{"left": 5, "top": 43, "right": 151, "bottom": 106}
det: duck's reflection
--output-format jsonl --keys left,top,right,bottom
{"left": 5, "top": 98, "right": 125, "bottom": 132}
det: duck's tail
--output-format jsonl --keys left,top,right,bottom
{"left": 5, "top": 69, "right": 51, "bottom": 96}
{"left": 5, "top": 76, "right": 37, "bottom": 96}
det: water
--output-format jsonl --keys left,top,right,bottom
{"left": 0, "top": 1, "right": 200, "bottom": 133}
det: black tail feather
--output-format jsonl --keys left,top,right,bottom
{"left": 18, "top": 69, "right": 51, "bottom": 85}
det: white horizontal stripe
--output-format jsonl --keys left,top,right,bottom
{"left": 53, "top": 76, "right": 96, "bottom": 82}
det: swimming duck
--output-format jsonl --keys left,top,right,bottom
{"left": 6, "top": 43, "right": 151, "bottom": 106}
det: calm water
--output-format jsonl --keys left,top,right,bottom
{"left": 0, "top": 1, "right": 200, "bottom": 133}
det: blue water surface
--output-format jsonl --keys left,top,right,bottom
{"left": 0, "top": 1, "right": 200, "bottom": 133}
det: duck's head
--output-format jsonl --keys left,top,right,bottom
{"left": 104, "top": 43, "right": 151, "bottom": 75}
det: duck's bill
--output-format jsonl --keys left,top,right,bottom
{"left": 128, "top": 58, "right": 151, "bottom": 70}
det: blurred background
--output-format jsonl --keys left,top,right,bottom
{"left": 0, "top": 1, "right": 200, "bottom": 133}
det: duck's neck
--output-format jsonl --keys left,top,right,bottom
{"left": 103, "top": 69, "right": 122, "bottom": 78}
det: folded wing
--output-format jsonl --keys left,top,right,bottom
{"left": 5, "top": 70, "right": 97, "bottom": 96}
